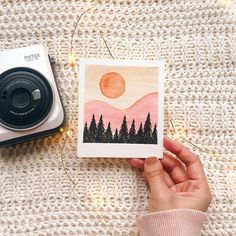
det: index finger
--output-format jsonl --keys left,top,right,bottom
{"left": 164, "top": 137, "right": 207, "bottom": 181}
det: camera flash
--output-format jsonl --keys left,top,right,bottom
{"left": 32, "top": 89, "right": 41, "bottom": 100}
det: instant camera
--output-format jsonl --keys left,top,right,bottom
{"left": 0, "top": 45, "right": 65, "bottom": 147}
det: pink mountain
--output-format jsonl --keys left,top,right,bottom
{"left": 84, "top": 92, "right": 158, "bottom": 132}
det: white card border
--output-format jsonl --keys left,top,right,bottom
{"left": 77, "top": 59, "right": 165, "bottom": 158}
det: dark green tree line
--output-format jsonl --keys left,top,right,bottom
{"left": 83, "top": 113, "right": 158, "bottom": 144}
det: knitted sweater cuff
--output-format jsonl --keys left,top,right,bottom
{"left": 137, "top": 209, "right": 207, "bottom": 236}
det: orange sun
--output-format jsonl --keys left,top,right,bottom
{"left": 99, "top": 72, "right": 125, "bottom": 99}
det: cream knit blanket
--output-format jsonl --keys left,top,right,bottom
{"left": 0, "top": 1, "right": 235, "bottom": 235}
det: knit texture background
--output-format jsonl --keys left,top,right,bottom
{"left": 0, "top": 0, "right": 235, "bottom": 235}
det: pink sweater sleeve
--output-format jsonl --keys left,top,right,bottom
{"left": 137, "top": 209, "right": 207, "bottom": 236}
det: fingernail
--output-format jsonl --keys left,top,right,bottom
{"left": 146, "top": 156, "right": 157, "bottom": 165}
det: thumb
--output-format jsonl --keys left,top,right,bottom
{"left": 144, "top": 156, "right": 169, "bottom": 194}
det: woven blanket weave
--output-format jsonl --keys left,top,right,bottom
{"left": 0, "top": 0, "right": 235, "bottom": 235}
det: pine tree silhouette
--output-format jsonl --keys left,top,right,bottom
{"left": 119, "top": 115, "right": 129, "bottom": 143}
{"left": 84, "top": 113, "right": 158, "bottom": 144}
{"left": 113, "top": 128, "right": 119, "bottom": 143}
{"left": 128, "top": 119, "right": 136, "bottom": 143}
{"left": 83, "top": 122, "right": 89, "bottom": 142}
{"left": 96, "top": 115, "right": 105, "bottom": 142}
{"left": 105, "top": 122, "right": 113, "bottom": 143}
{"left": 152, "top": 124, "right": 158, "bottom": 144}
{"left": 88, "top": 113, "right": 97, "bottom": 142}
{"left": 136, "top": 122, "right": 144, "bottom": 143}
{"left": 144, "top": 112, "right": 152, "bottom": 144}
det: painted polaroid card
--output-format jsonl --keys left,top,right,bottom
{"left": 77, "top": 59, "right": 165, "bottom": 158}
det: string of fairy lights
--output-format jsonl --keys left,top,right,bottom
{"left": 57, "top": 0, "right": 234, "bottom": 233}
{"left": 60, "top": 4, "right": 114, "bottom": 234}
{"left": 60, "top": 3, "right": 116, "bottom": 190}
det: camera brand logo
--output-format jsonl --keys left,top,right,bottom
{"left": 24, "top": 53, "right": 40, "bottom": 62}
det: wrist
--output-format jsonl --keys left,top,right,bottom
{"left": 149, "top": 193, "right": 212, "bottom": 213}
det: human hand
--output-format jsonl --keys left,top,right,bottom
{"left": 129, "top": 137, "right": 212, "bottom": 212}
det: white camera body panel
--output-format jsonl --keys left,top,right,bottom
{"left": 0, "top": 44, "right": 65, "bottom": 147}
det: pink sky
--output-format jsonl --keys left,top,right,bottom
{"left": 84, "top": 92, "right": 158, "bottom": 132}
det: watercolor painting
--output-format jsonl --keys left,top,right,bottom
{"left": 78, "top": 59, "right": 164, "bottom": 158}
{"left": 84, "top": 65, "right": 158, "bottom": 144}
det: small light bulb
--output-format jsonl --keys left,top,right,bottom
{"left": 218, "top": 0, "right": 231, "bottom": 6}
{"left": 59, "top": 128, "right": 64, "bottom": 133}
{"left": 90, "top": 193, "right": 107, "bottom": 208}
{"left": 68, "top": 53, "right": 76, "bottom": 67}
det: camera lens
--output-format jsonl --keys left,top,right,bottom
{"left": 0, "top": 67, "right": 53, "bottom": 130}
{"left": 11, "top": 88, "right": 30, "bottom": 109}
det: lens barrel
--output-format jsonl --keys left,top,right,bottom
{"left": 0, "top": 67, "right": 53, "bottom": 130}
